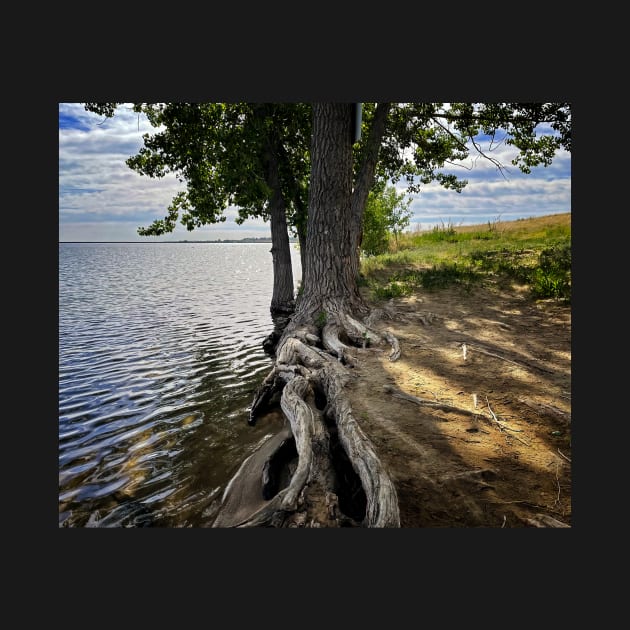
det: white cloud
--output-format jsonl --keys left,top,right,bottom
{"left": 59, "top": 103, "right": 571, "bottom": 241}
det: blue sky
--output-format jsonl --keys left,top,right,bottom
{"left": 59, "top": 103, "right": 571, "bottom": 242}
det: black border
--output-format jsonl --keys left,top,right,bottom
{"left": 26, "top": 39, "right": 585, "bottom": 602}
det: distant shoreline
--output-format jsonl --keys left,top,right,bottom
{"left": 60, "top": 238, "right": 298, "bottom": 244}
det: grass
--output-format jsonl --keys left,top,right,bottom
{"left": 360, "top": 213, "right": 571, "bottom": 303}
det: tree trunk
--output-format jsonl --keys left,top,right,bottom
{"left": 297, "top": 103, "right": 365, "bottom": 320}
{"left": 260, "top": 140, "right": 297, "bottom": 355}
{"left": 262, "top": 192, "right": 295, "bottom": 356}
{"left": 265, "top": 142, "right": 296, "bottom": 316}
{"left": 268, "top": 193, "right": 295, "bottom": 315}
{"left": 212, "top": 103, "right": 401, "bottom": 528}
{"left": 295, "top": 205, "right": 307, "bottom": 284}
{"left": 349, "top": 103, "right": 391, "bottom": 275}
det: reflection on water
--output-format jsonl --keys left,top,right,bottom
{"left": 59, "top": 242, "right": 300, "bottom": 527}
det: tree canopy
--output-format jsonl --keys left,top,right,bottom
{"left": 361, "top": 185, "right": 412, "bottom": 256}
{"left": 83, "top": 101, "right": 570, "bottom": 250}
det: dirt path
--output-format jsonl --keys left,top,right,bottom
{"left": 345, "top": 278, "right": 571, "bottom": 527}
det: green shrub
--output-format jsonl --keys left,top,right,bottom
{"left": 531, "top": 244, "right": 571, "bottom": 300}
{"left": 361, "top": 214, "right": 571, "bottom": 303}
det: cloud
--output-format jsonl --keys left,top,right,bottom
{"left": 59, "top": 103, "right": 571, "bottom": 241}
{"left": 59, "top": 104, "right": 186, "bottom": 238}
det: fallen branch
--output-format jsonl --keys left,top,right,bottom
{"left": 455, "top": 341, "right": 555, "bottom": 374}
{"left": 383, "top": 384, "right": 481, "bottom": 418}
{"left": 518, "top": 398, "right": 571, "bottom": 424}
{"left": 526, "top": 513, "right": 570, "bottom": 528}
{"left": 554, "top": 463, "right": 561, "bottom": 506}
{"left": 485, "top": 397, "right": 530, "bottom": 446}
{"left": 557, "top": 448, "right": 571, "bottom": 462}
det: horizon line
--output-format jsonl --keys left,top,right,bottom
{"left": 59, "top": 238, "right": 296, "bottom": 244}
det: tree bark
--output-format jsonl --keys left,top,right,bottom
{"left": 298, "top": 103, "right": 363, "bottom": 318}
{"left": 265, "top": 141, "right": 296, "bottom": 316}
{"left": 268, "top": 193, "right": 295, "bottom": 315}
{"left": 349, "top": 103, "right": 391, "bottom": 275}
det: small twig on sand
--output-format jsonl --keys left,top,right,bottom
{"left": 384, "top": 385, "right": 480, "bottom": 418}
{"left": 557, "top": 448, "right": 571, "bottom": 462}
{"left": 554, "top": 463, "right": 561, "bottom": 506}
{"left": 485, "top": 397, "right": 503, "bottom": 431}
{"left": 485, "top": 396, "right": 530, "bottom": 446}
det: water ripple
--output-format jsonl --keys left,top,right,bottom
{"left": 59, "top": 242, "right": 301, "bottom": 527}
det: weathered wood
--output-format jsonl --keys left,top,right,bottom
{"left": 341, "top": 313, "right": 400, "bottom": 362}
{"left": 381, "top": 330, "right": 401, "bottom": 361}
{"left": 214, "top": 331, "right": 402, "bottom": 527}
{"left": 526, "top": 513, "right": 570, "bottom": 528}
{"left": 212, "top": 426, "right": 293, "bottom": 528}
{"left": 321, "top": 362, "right": 400, "bottom": 527}
{"left": 249, "top": 367, "right": 280, "bottom": 425}
{"left": 322, "top": 322, "right": 353, "bottom": 364}
{"left": 278, "top": 376, "right": 316, "bottom": 509}
{"left": 342, "top": 313, "right": 378, "bottom": 345}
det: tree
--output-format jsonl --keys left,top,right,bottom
{"left": 213, "top": 103, "right": 401, "bottom": 527}
{"left": 84, "top": 103, "right": 311, "bottom": 316}
{"left": 361, "top": 185, "right": 412, "bottom": 256}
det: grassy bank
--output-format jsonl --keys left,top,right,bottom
{"left": 359, "top": 212, "right": 571, "bottom": 303}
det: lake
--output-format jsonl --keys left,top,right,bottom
{"left": 59, "top": 242, "right": 301, "bottom": 527}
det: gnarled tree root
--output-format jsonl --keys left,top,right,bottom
{"left": 213, "top": 317, "right": 402, "bottom": 528}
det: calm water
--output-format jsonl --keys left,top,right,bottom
{"left": 59, "top": 242, "right": 301, "bottom": 527}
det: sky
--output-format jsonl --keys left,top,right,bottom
{"left": 59, "top": 103, "right": 571, "bottom": 242}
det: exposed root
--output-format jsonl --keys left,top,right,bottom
{"left": 214, "top": 311, "right": 402, "bottom": 528}
{"left": 212, "top": 425, "right": 293, "bottom": 528}
{"left": 381, "top": 330, "right": 401, "bottom": 361}
{"left": 342, "top": 313, "right": 400, "bottom": 362}
{"left": 322, "top": 322, "right": 355, "bottom": 366}
{"left": 383, "top": 384, "right": 481, "bottom": 418}
{"left": 321, "top": 362, "right": 400, "bottom": 527}
{"left": 363, "top": 304, "right": 396, "bottom": 327}
{"left": 525, "top": 513, "right": 571, "bottom": 528}
{"left": 452, "top": 340, "right": 555, "bottom": 374}
{"left": 248, "top": 368, "right": 283, "bottom": 424}
{"left": 278, "top": 375, "right": 323, "bottom": 510}
{"left": 518, "top": 398, "right": 571, "bottom": 425}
